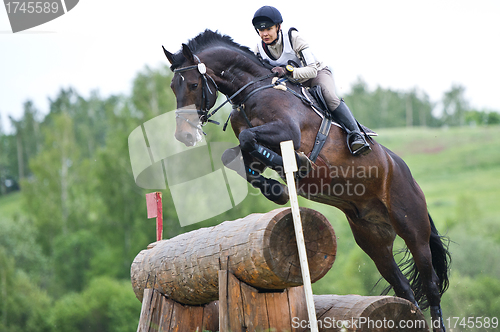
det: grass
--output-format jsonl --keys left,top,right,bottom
{"left": 298, "top": 125, "right": 500, "bottom": 240}
{"left": 0, "top": 190, "right": 23, "bottom": 221}
{"left": 300, "top": 125, "right": 500, "bottom": 303}
{"left": 1, "top": 125, "right": 499, "bottom": 325}
{"left": 375, "top": 126, "right": 500, "bottom": 234}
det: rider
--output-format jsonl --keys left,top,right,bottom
{"left": 252, "top": 5, "right": 371, "bottom": 156}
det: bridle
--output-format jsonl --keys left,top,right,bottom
{"left": 173, "top": 53, "right": 279, "bottom": 132}
{"left": 173, "top": 55, "right": 219, "bottom": 133}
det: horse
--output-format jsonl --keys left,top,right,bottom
{"left": 163, "top": 29, "right": 450, "bottom": 332}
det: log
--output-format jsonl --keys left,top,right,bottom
{"left": 313, "top": 294, "right": 428, "bottom": 331}
{"left": 136, "top": 276, "right": 428, "bottom": 332}
{"left": 137, "top": 288, "right": 429, "bottom": 332}
{"left": 219, "top": 270, "right": 308, "bottom": 332}
{"left": 136, "top": 288, "right": 218, "bottom": 332}
{"left": 131, "top": 207, "right": 336, "bottom": 305}
{"left": 218, "top": 275, "right": 429, "bottom": 332}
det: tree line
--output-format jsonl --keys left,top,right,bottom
{"left": 0, "top": 64, "right": 499, "bottom": 331}
{"left": 344, "top": 78, "right": 500, "bottom": 128}
{"left": 2, "top": 72, "right": 499, "bottom": 194}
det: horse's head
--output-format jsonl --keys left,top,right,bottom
{"left": 163, "top": 44, "right": 218, "bottom": 146}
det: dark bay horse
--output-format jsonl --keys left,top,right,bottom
{"left": 163, "top": 30, "right": 450, "bottom": 331}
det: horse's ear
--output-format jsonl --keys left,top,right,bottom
{"left": 162, "top": 46, "right": 175, "bottom": 64}
{"left": 182, "top": 43, "right": 194, "bottom": 62}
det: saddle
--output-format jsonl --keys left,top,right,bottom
{"left": 301, "top": 86, "right": 376, "bottom": 162}
{"left": 303, "top": 86, "right": 377, "bottom": 136}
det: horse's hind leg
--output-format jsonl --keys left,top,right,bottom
{"left": 347, "top": 218, "right": 417, "bottom": 305}
{"left": 387, "top": 149, "right": 448, "bottom": 331}
{"left": 353, "top": 216, "right": 445, "bottom": 332}
{"left": 406, "top": 239, "right": 445, "bottom": 331}
{"left": 394, "top": 212, "right": 447, "bottom": 331}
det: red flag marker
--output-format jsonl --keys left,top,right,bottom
{"left": 146, "top": 192, "right": 163, "bottom": 242}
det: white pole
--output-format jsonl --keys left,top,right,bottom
{"left": 280, "top": 140, "right": 318, "bottom": 332}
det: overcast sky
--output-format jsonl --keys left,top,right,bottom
{"left": 1, "top": 0, "right": 499, "bottom": 133}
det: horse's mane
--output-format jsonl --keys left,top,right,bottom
{"left": 169, "top": 29, "right": 262, "bottom": 70}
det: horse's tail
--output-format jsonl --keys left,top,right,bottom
{"left": 382, "top": 213, "right": 451, "bottom": 310}
{"left": 428, "top": 213, "right": 451, "bottom": 296}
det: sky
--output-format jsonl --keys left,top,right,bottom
{"left": 1, "top": 0, "right": 499, "bottom": 133}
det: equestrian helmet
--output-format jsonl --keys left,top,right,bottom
{"left": 252, "top": 6, "right": 283, "bottom": 30}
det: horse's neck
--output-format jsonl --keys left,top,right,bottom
{"left": 207, "top": 52, "right": 269, "bottom": 101}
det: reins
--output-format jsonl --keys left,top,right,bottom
{"left": 208, "top": 72, "right": 277, "bottom": 128}
{"left": 173, "top": 55, "right": 321, "bottom": 133}
{"left": 173, "top": 55, "right": 279, "bottom": 130}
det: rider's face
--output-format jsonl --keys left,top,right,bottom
{"left": 258, "top": 25, "right": 279, "bottom": 44}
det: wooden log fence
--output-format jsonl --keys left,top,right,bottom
{"left": 131, "top": 207, "right": 337, "bottom": 305}
{"left": 136, "top": 283, "right": 428, "bottom": 332}
{"left": 132, "top": 207, "right": 428, "bottom": 331}
{"left": 314, "top": 294, "right": 428, "bottom": 331}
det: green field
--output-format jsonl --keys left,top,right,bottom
{"left": 295, "top": 125, "right": 500, "bottom": 328}
{"left": 0, "top": 191, "right": 23, "bottom": 220}
{"left": 1, "top": 125, "right": 499, "bottom": 331}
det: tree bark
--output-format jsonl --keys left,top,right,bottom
{"left": 131, "top": 207, "right": 336, "bottom": 305}
{"left": 314, "top": 294, "right": 428, "bottom": 331}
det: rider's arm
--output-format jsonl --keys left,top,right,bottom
{"left": 290, "top": 30, "right": 322, "bottom": 81}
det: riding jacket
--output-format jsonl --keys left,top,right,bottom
{"left": 254, "top": 27, "right": 327, "bottom": 83}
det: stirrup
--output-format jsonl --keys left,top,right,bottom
{"left": 352, "top": 143, "right": 371, "bottom": 156}
{"left": 347, "top": 132, "right": 371, "bottom": 156}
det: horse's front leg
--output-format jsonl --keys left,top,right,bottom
{"left": 238, "top": 123, "right": 312, "bottom": 178}
{"left": 221, "top": 146, "right": 289, "bottom": 205}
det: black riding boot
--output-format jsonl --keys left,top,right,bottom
{"left": 331, "top": 100, "right": 371, "bottom": 156}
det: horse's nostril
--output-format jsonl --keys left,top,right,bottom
{"left": 185, "top": 133, "right": 193, "bottom": 143}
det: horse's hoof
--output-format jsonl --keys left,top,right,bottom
{"left": 261, "top": 179, "right": 289, "bottom": 205}
{"left": 296, "top": 152, "right": 313, "bottom": 178}
{"left": 273, "top": 185, "right": 289, "bottom": 205}
{"left": 221, "top": 146, "right": 241, "bottom": 165}
{"left": 430, "top": 305, "right": 446, "bottom": 332}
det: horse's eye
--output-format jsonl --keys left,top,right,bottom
{"left": 189, "top": 83, "right": 198, "bottom": 91}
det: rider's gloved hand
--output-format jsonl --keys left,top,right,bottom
{"left": 271, "top": 66, "right": 286, "bottom": 77}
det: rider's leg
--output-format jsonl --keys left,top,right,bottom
{"left": 309, "top": 68, "right": 371, "bottom": 156}
{"left": 331, "top": 100, "right": 371, "bottom": 155}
